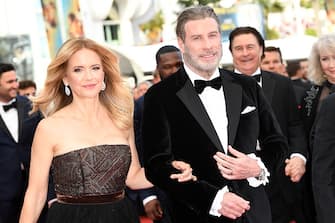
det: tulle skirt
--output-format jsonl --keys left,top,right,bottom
{"left": 47, "top": 197, "right": 140, "bottom": 223}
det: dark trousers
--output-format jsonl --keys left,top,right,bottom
{"left": 0, "top": 199, "right": 22, "bottom": 223}
{"left": 0, "top": 199, "right": 48, "bottom": 223}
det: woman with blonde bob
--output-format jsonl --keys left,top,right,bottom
{"left": 19, "top": 38, "right": 195, "bottom": 223}
{"left": 300, "top": 34, "right": 335, "bottom": 223}
{"left": 302, "top": 34, "right": 335, "bottom": 136}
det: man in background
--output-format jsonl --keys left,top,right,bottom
{"left": 229, "top": 26, "right": 308, "bottom": 223}
{"left": 18, "top": 80, "right": 37, "bottom": 97}
{"left": 261, "top": 47, "right": 308, "bottom": 107}
{"left": 128, "top": 45, "right": 182, "bottom": 223}
{"left": 286, "top": 59, "right": 311, "bottom": 89}
{"left": 261, "top": 46, "right": 287, "bottom": 76}
{"left": 0, "top": 63, "right": 45, "bottom": 222}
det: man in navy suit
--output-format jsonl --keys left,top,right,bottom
{"left": 142, "top": 6, "right": 287, "bottom": 223}
{"left": 0, "top": 63, "right": 43, "bottom": 222}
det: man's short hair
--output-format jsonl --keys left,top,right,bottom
{"left": 19, "top": 80, "right": 36, "bottom": 90}
{"left": 262, "top": 46, "right": 283, "bottom": 63}
{"left": 0, "top": 63, "right": 15, "bottom": 76}
{"left": 155, "top": 45, "right": 180, "bottom": 65}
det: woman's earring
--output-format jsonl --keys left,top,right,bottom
{"left": 101, "top": 81, "right": 106, "bottom": 91}
{"left": 65, "top": 84, "right": 71, "bottom": 96}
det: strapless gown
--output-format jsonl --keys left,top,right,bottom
{"left": 47, "top": 144, "right": 140, "bottom": 223}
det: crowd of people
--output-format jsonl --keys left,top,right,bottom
{"left": 0, "top": 4, "right": 334, "bottom": 223}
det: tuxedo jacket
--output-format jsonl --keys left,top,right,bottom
{"left": 259, "top": 71, "right": 309, "bottom": 222}
{"left": 0, "top": 96, "right": 42, "bottom": 202}
{"left": 311, "top": 93, "right": 335, "bottom": 223}
{"left": 260, "top": 71, "right": 307, "bottom": 157}
{"left": 142, "top": 67, "right": 287, "bottom": 223}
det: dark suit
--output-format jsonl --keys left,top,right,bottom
{"left": 127, "top": 95, "right": 173, "bottom": 223}
{"left": 311, "top": 93, "right": 335, "bottom": 223}
{"left": 142, "top": 67, "right": 287, "bottom": 223}
{"left": 260, "top": 71, "right": 309, "bottom": 223}
{"left": 0, "top": 96, "right": 42, "bottom": 223}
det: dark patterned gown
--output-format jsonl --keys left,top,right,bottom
{"left": 47, "top": 144, "right": 140, "bottom": 223}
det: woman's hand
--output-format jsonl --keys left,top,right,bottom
{"left": 170, "top": 161, "right": 197, "bottom": 182}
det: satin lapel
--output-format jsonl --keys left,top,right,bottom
{"left": 176, "top": 78, "right": 225, "bottom": 153}
{"left": 16, "top": 98, "right": 25, "bottom": 143}
{"left": 261, "top": 71, "right": 275, "bottom": 104}
{"left": 0, "top": 115, "right": 13, "bottom": 140}
{"left": 221, "top": 71, "right": 241, "bottom": 145}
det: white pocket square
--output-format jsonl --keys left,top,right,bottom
{"left": 241, "top": 106, "right": 256, "bottom": 114}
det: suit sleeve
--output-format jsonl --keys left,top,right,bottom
{"left": 142, "top": 90, "right": 219, "bottom": 216}
{"left": 286, "top": 79, "right": 308, "bottom": 158}
{"left": 311, "top": 95, "right": 335, "bottom": 223}
{"left": 256, "top": 84, "right": 288, "bottom": 173}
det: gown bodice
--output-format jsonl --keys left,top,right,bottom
{"left": 51, "top": 144, "right": 131, "bottom": 197}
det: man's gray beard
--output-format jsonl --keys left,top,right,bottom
{"left": 183, "top": 53, "right": 221, "bottom": 76}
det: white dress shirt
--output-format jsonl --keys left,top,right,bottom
{"left": 0, "top": 99, "right": 18, "bottom": 142}
{"left": 185, "top": 65, "right": 268, "bottom": 217}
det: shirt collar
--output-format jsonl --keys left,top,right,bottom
{"left": 184, "top": 64, "right": 220, "bottom": 86}
{"left": 234, "top": 67, "right": 261, "bottom": 77}
{"left": 0, "top": 98, "right": 16, "bottom": 106}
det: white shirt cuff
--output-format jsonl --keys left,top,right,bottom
{"left": 290, "top": 153, "right": 307, "bottom": 164}
{"left": 209, "top": 186, "right": 229, "bottom": 217}
{"left": 142, "top": 195, "right": 157, "bottom": 206}
{"left": 247, "top": 153, "right": 270, "bottom": 187}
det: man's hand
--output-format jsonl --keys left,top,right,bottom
{"left": 213, "top": 146, "right": 260, "bottom": 180}
{"left": 170, "top": 160, "right": 197, "bottom": 182}
{"left": 219, "top": 192, "right": 250, "bottom": 219}
{"left": 285, "top": 156, "right": 306, "bottom": 182}
{"left": 144, "top": 199, "right": 163, "bottom": 220}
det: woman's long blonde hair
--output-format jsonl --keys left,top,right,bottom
{"left": 33, "top": 37, "right": 133, "bottom": 130}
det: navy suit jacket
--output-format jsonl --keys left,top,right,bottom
{"left": 0, "top": 96, "right": 42, "bottom": 201}
{"left": 142, "top": 67, "right": 287, "bottom": 223}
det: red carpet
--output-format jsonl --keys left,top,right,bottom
{"left": 140, "top": 217, "right": 296, "bottom": 223}
{"left": 140, "top": 216, "right": 153, "bottom": 223}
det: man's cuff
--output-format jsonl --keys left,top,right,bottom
{"left": 290, "top": 153, "right": 307, "bottom": 164}
{"left": 247, "top": 153, "right": 270, "bottom": 187}
{"left": 209, "top": 186, "right": 229, "bottom": 217}
{"left": 143, "top": 195, "right": 158, "bottom": 206}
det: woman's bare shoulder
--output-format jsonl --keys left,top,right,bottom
{"left": 37, "top": 110, "right": 67, "bottom": 134}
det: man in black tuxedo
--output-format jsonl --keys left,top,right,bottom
{"left": 0, "top": 63, "right": 43, "bottom": 222}
{"left": 228, "top": 27, "right": 309, "bottom": 223}
{"left": 142, "top": 6, "right": 287, "bottom": 223}
{"left": 311, "top": 93, "right": 335, "bottom": 223}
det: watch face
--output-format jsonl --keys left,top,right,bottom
{"left": 258, "top": 169, "right": 266, "bottom": 181}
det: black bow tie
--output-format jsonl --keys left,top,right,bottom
{"left": 3, "top": 101, "right": 17, "bottom": 112}
{"left": 252, "top": 74, "right": 261, "bottom": 83}
{"left": 194, "top": 77, "right": 222, "bottom": 94}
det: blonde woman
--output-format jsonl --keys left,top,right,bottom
{"left": 19, "top": 38, "right": 195, "bottom": 223}
{"left": 302, "top": 34, "right": 335, "bottom": 137}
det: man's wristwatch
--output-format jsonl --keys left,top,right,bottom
{"left": 257, "top": 168, "right": 266, "bottom": 181}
